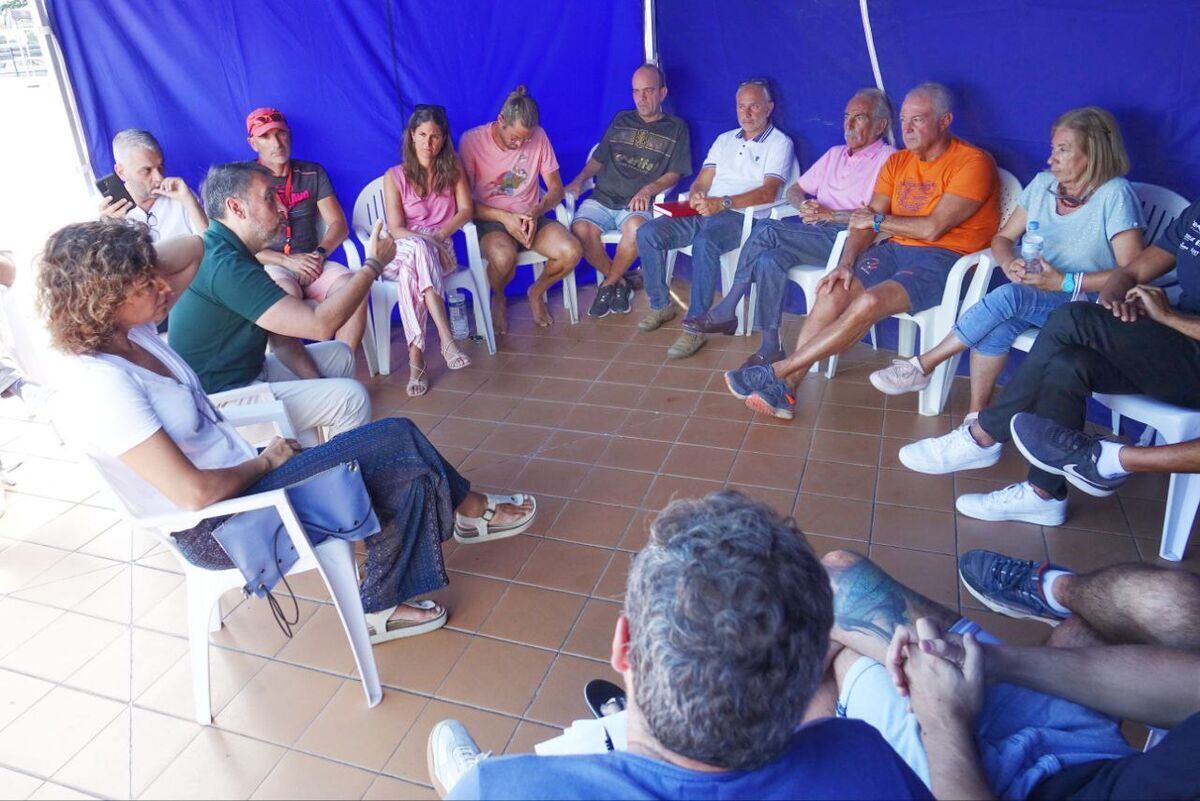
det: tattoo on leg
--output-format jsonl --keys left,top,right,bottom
{"left": 825, "top": 554, "right": 960, "bottom": 643}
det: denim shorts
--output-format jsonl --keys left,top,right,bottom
{"left": 854, "top": 240, "right": 961, "bottom": 313}
{"left": 837, "top": 619, "right": 1134, "bottom": 799}
{"left": 572, "top": 198, "right": 651, "bottom": 234}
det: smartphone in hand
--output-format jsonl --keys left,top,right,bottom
{"left": 95, "top": 173, "right": 135, "bottom": 207}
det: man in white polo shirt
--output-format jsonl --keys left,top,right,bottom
{"left": 636, "top": 79, "right": 794, "bottom": 359}
{"left": 99, "top": 129, "right": 208, "bottom": 242}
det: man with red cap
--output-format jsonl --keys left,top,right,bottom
{"left": 245, "top": 107, "right": 367, "bottom": 352}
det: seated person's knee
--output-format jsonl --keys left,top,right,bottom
{"left": 821, "top": 549, "right": 864, "bottom": 572}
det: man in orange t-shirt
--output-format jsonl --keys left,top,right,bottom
{"left": 723, "top": 82, "right": 1000, "bottom": 420}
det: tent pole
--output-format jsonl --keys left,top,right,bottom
{"left": 858, "top": 0, "right": 893, "bottom": 146}
{"left": 643, "top": 0, "right": 658, "bottom": 64}
{"left": 32, "top": 0, "right": 94, "bottom": 190}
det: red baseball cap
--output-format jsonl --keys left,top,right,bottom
{"left": 246, "top": 107, "right": 289, "bottom": 137}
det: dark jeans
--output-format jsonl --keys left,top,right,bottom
{"left": 978, "top": 302, "right": 1200, "bottom": 497}
{"left": 174, "top": 418, "right": 471, "bottom": 613}
{"left": 733, "top": 218, "right": 843, "bottom": 327}
{"left": 637, "top": 210, "right": 744, "bottom": 315}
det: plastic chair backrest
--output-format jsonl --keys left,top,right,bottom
{"left": 352, "top": 176, "right": 388, "bottom": 244}
{"left": 1132, "top": 182, "right": 1189, "bottom": 245}
{"left": 997, "top": 168, "right": 1023, "bottom": 227}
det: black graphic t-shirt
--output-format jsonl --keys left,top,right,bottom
{"left": 590, "top": 110, "right": 692, "bottom": 209}
{"left": 1156, "top": 197, "right": 1200, "bottom": 314}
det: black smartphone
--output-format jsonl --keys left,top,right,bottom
{"left": 95, "top": 172, "right": 135, "bottom": 207}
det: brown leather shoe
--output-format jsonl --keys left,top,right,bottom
{"left": 682, "top": 311, "right": 738, "bottom": 336}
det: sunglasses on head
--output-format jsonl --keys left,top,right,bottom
{"left": 412, "top": 103, "right": 447, "bottom": 120}
{"left": 251, "top": 111, "right": 284, "bottom": 126}
{"left": 1047, "top": 183, "right": 1094, "bottom": 209}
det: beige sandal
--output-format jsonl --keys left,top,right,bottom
{"left": 366, "top": 600, "right": 447, "bottom": 644}
{"left": 407, "top": 362, "right": 429, "bottom": 397}
{"left": 454, "top": 493, "right": 537, "bottom": 544}
{"left": 441, "top": 343, "right": 472, "bottom": 371}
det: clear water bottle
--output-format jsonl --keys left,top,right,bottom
{"left": 1020, "top": 220, "right": 1044, "bottom": 274}
{"left": 448, "top": 290, "right": 469, "bottom": 340}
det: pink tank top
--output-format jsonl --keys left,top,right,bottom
{"left": 387, "top": 164, "right": 457, "bottom": 232}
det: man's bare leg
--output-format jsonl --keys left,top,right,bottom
{"left": 775, "top": 282, "right": 912, "bottom": 386}
{"left": 607, "top": 216, "right": 646, "bottom": 286}
{"left": 964, "top": 350, "right": 1007, "bottom": 416}
{"left": 572, "top": 220, "right": 613, "bottom": 282}
{"left": 527, "top": 222, "right": 582, "bottom": 327}
{"left": 481, "top": 232, "right": 518, "bottom": 335}
{"left": 821, "top": 548, "right": 960, "bottom": 663}
{"left": 1052, "top": 562, "right": 1200, "bottom": 649}
{"left": 325, "top": 274, "right": 367, "bottom": 352}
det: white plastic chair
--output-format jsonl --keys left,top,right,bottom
{"left": 209, "top": 383, "right": 302, "bottom": 448}
{"left": 310, "top": 218, "right": 384, "bottom": 376}
{"left": 560, "top": 144, "right": 671, "bottom": 287}
{"left": 824, "top": 168, "right": 1023, "bottom": 416}
{"left": 1133, "top": 182, "right": 1190, "bottom": 299}
{"left": 657, "top": 159, "right": 801, "bottom": 335}
{"left": 351, "top": 177, "right": 496, "bottom": 375}
{"left": 53, "top": 396, "right": 384, "bottom": 725}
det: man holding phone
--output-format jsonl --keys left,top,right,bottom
{"left": 99, "top": 128, "right": 208, "bottom": 241}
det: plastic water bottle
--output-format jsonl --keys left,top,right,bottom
{"left": 448, "top": 290, "right": 469, "bottom": 341}
{"left": 1020, "top": 220, "right": 1044, "bottom": 274}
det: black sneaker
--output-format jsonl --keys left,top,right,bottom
{"left": 610, "top": 278, "right": 633, "bottom": 314}
{"left": 958, "top": 549, "right": 1071, "bottom": 626}
{"left": 584, "top": 679, "right": 626, "bottom": 719}
{"left": 589, "top": 284, "right": 615, "bottom": 318}
{"left": 1010, "top": 413, "right": 1127, "bottom": 497}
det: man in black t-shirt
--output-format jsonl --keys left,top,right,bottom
{"left": 900, "top": 196, "right": 1200, "bottom": 527}
{"left": 245, "top": 107, "right": 366, "bottom": 352}
{"left": 564, "top": 64, "right": 692, "bottom": 317}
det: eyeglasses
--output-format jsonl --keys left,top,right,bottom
{"left": 1047, "top": 183, "right": 1094, "bottom": 209}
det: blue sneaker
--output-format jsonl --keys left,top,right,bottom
{"left": 1010, "top": 413, "right": 1127, "bottom": 497}
{"left": 958, "top": 549, "right": 1070, "bottom": 626}
{"left": 724, "top": 364, "right": 775, "bottom": 400}
{"left": 746, "top": 376, "right": 796, "bottom": 421}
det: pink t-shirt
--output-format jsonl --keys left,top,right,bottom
{"left": 459, "top": 122, "right": 560, "bottom": 215}
{"left": 797, "top": 137, "right": 895, "bottom": 211}
{"left": 386, "top": 164, "right": 457, "bottom": 231}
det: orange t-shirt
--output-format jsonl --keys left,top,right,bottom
{"left": 874, "top": 136, "right": 1000, "bottom": 255}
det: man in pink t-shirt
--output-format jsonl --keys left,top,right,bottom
{"left": 688, "top": 89, "right": 896, "bottom": 367}
{"left": 459, "top": 86, "right": 582, "bottom": 331}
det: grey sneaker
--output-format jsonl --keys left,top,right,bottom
{"left": 638, "top": 304, "right": 678, "bottom": 332}
{"left": 610, "top": 279, "right": 633, "bottom": 314}
{"left": 667, "top": 331, "right": 707, "bottom": 359}
{"left": 427, "top": 719, "right": 491, "bottom": 798}
{"left": 958, "top": 549, "right": 1071, "bottom": 626}
{"left": 1010, "top": 413, "right": 1127, "bottom": 497}
{"left": 589, "top": 284, "right": 615, "bottom": 318}
{"left": 870, "top": 358, "right": 932, "bottom": 396}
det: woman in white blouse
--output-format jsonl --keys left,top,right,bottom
{"left": 39, "top": 219, "right": 535, "bottom": 643}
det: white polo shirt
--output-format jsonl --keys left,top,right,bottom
{"left": 703, "top": 124, "right": 795, "bottom": 200}
{"left": 126, "top": 194, "right": 199, "bottom": 242}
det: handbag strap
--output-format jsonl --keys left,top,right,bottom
{"left": 262, "top": 524, "right": 301, "bottom": 638}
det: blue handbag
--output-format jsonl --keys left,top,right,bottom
{"left": 211, "top": 460, "right": 381, "bottom": 635}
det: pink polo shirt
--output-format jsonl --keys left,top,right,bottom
{"left": 796, "top": 137, "right": 895, "bottom": 211}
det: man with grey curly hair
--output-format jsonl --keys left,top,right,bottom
{"left": 426, "top": 491, "right": 931, "bottom": 800}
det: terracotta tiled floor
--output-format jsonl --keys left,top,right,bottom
{"left": 0, "top": 278, "right": 1197, "bottom": 799}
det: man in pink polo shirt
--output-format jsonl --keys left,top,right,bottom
{"left": 687, "top": 89, "right": 896, "bottom": 367}
{"left": 459, "top": 86, "right": 582, "bottom": 331}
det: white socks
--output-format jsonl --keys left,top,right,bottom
{"left": 1041, "top": 569, "right": 1072, "bottom": 615}
{"left": 1096, "top": 441, "right": 1130, "bottom": 479}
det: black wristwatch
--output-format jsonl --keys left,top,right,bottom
{"left": 315, "top": 246, "right": 328, "bottom": 260}
{"left": 722, "top": 195, "right": 733, "bottom": 210}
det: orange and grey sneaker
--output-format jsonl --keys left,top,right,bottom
{"left": 745, "top": 376, "right": 796, "bottom": 420}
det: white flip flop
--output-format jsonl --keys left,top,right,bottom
{"left": 454, "top": 493, "right": 537, "bottom": 544}
{"left": 366, "top": 599, "right": 447, "bottom": 645}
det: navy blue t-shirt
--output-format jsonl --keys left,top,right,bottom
{"left": 449, "top": 718, "right": 933, "bottom": 800}
{"left": 1155, "top": 197, "right": 1200, "bottom": 314}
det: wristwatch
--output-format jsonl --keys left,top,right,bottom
{"left": 722, "top": 196, "right": 733, "bottom": 210}
{"left": 1061, "top": 272, "right": 1077, "bottom": 294}
{"left": 315, "top": 246, "right": 328, "bottom": 260}
{"left": 872, "top": 213, "right": 885, "bottom": 233}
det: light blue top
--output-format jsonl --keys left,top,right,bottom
{"left": 1017, "top": 171, "right": 1144, "bottom": 273}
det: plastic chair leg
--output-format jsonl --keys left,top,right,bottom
{"left": 897, "top": 319, "right": 917, "bottom": 358}
{"left": 564, "top": 272, "right": 580, "bottom": 324}
{"left": 312, "top": 540, "right": 383, "bottom": 708}
{"left": 1159, "top": 471, "right": 1200, "bottom": 561}
{"left": 186, "top": 578, "right": 220, "bottom": 725}
{"left": 367, "top": 288, "right": 393, "bottom": 377}
{"left": 1111, "top": 411, "right": 1122, "bottom": 436}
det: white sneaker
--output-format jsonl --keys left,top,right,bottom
{"left": 899, "top": 423, "right": 1002, "bottom": 474}
{"left": 427, "top": 719, "right": 491, "bottom": 798}
{"left": 955, "top": 481, "right": 1068, "bottom": 526}
{"left": 870, "top": 358, "right": 931, "bottom": 395}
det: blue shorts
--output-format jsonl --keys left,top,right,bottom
{"left": 838, "top": 619, "right": 1135, "bottom": 800}
{"left": 573, "top": 198, "right": 651, "bottom": 235}
{"left": 854, "top": 240, "right": 961, "bottom": 313}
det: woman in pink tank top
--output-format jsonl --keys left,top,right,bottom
{"left": 382, "top": 105, "right": 475, "bottom": 396}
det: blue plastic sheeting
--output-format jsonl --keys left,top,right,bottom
{"left": 48, "top": 0, "right": 642, "bottom": 273}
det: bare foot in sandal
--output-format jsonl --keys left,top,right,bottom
{"left": 454, "top": 491, "right": 537, "bottom": 543}
{"left": 442, "top": 343, "right": 471, "bottom": 370}
{"left": 367, "top": 599, "right": 447, "bottom": 644}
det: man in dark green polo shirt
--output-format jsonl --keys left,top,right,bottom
{"left": 169, "top": 161, "right": 395, "bottom": 443}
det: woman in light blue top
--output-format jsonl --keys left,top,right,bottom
{"left": 870, "top": 107, "right": 1145, "bottom": 417}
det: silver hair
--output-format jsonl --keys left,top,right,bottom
{"left": 111, "top": 128, "right": 162, "bottom": 164}
{"left": 853, "top": 87, "right": 893, "bottom": 133}
{"left": 907, "top": 82, "right": 954, "bottom": 117}
{"left": 737, "top": 77, "right": 773, "bottom": 103}
{"left": 625, "top": 490, "right": 833, "bottom": 771}
{"left": 200, "top": 161, "right": 272, "bottom": 221}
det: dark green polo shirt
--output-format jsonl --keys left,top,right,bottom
{"left": 168, "top": 220, "right": 287, "bottom": 393}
